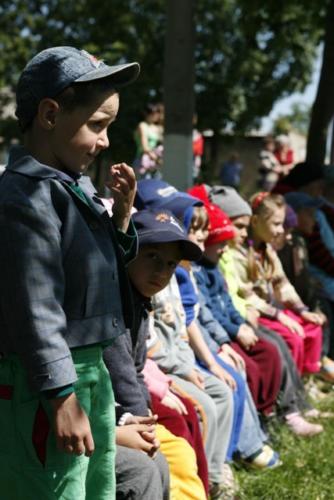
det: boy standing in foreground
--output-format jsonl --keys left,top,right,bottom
{"left": 0, "top": 46, "right": 139, "bottom": 499}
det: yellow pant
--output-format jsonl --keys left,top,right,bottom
{"left": 156, "top": 424, "right": 206, "bottom": 500}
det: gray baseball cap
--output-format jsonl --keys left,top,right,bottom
{"left": 16, "top": 46, "right": 140, "bottom": 130}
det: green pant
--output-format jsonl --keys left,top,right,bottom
{"left": 0, "top": 346, "right": 116, "bottom": 499}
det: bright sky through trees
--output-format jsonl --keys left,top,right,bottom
{"left": 260, "top": 45, "right": 323, "bottom": 133}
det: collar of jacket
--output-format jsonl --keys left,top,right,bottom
{"left": 7, "top": 145, "right": 70, "bottom": 180}
{"left": 7, "top": 145, "right": 107, "bottom": 218}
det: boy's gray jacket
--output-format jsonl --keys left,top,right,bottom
{"left": 0, "top": 148, "right": 136, "bottom": 392}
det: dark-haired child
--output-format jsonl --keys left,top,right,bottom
{"left": 104, "top": 209, "right": 207, "bottom": 500}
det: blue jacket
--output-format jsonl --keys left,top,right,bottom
{"left": 175, "top": 265, "right": 230, "bottom": 350}
{"left": 0, "top": 147, "right": 137, "bottom": 392}
{"left": 193, "top": 259, "right": 245, "bottom": 340}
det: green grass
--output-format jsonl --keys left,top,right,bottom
{"left": 234, "top": 388, "right": 334, "bottom": 500}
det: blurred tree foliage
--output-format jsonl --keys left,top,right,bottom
{"left": 273, "top": 103, "right": 311, "bottom": 136}
{"left": 0, "top": 0, "right": 329, "bottom": 162}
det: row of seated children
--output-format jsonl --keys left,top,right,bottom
{"left": 107, "top": 175, "right": 334, "bottom": 500}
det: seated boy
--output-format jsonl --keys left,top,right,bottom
{"left": 130, "top": 211, "right": 236, "bottom": 498}
{"left": 103, "top": 209, "right": 207, "bottom": 500}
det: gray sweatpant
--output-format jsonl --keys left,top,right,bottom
{"left": 116, "top": 446, "right": 170, "bottom": 499}
{"left": 170, "top": 370, "right": 234, "bottom": 484}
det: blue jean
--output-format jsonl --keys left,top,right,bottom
{"left": 213, "top": 354, "right": 267, "bottom": 459}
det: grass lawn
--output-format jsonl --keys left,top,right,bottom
{"left": 235, "top": 384, "right": 334, "bottom": 500}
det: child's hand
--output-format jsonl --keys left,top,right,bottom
{"left": 277, "top": 312, "right": 305, "bottom": 337}
{"left": 246, "top": 307, "right": 260, "bottom": 328}
{"left": 107, "top": 163, "right": 136, "bottom": 232}
{"left": 126, "top": 414, "right": 158, "bottom": 426}
{"left": 185, "top": 369, "right": 205, "bottom": 390}
{"left": 219, "top": 343, "right": 245, "bottom": 372}
{"left": 161, "top": 390, "right": 188, "bottom": 415}
{"left": 236, "top": 324, "right": 258, "bottom": 350}
{"left": 208, "top": 362, "right": 236, "bottom": 390}
{"left": 301, "top": 310, "right": 326, "bottom": 326}
{"left": 116, "top": 424, "right": 159, "bottom": 455}
{"left": 50, "top": 392, "right": 94, "bottom": 457}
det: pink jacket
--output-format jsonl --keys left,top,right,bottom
{"left": 143, "top": 359, "right": 171, "bottom": 400}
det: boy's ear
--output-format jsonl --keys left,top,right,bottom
{"left": 37, "top": 98, "right": 60, "bottom": 130}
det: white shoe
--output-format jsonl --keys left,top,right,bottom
{"left": 285, "top": 412, "right": 323, "bottom": 436}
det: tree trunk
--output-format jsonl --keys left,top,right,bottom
{"left": 163, "top": 0, "right": 196, "bottom": 190}
{"left": 330, "top": 119, "right": 334, "bottom": 164}
{"left": 306, "top": 0, "right": 334, "bottom": 164}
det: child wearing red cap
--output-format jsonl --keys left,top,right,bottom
{"left": 175, "top": 203, "right": 282, "bottom": 471}
{"left": 192, "top": 202, "right": 282, "bottom": 418}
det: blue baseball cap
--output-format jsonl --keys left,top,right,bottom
{"left": 284, "top": 192, "right": 323, "bottom": 211}
{"left": 134, "top": 180, "right": 203, "bottom": 219}
{"left": 132, "top": 209, "right": 203, "bottom": 261}
{"left": 16, "top": 46, "right": 140, "bottom": 130}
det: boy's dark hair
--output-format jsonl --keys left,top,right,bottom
{"left": 20, "top": 78, "right": 119, "bottom": 132}
{"left": 54, "top": 78, "right": 118, "bottom": 115}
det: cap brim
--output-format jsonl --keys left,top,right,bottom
{"left": 138, "top": 230, "right": 203, "bottom": 261}
{"left": 75, "top": 62, "right": 140, "bottom": 87}
{"left": 179, "top": 240, "right": 203, "bottom": 261}
{"left": 158, "top": 195, "right": 203, "bottom": 216}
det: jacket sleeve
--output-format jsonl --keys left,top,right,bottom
{"left": 149, "top": 280, "right": 196, "bottom": 378}
{"left": 103, "top": 333, "right": 149, "bottom": 416}
{"left": 175, "top": 265, "right": 197, "bottom": 327}
{"left": 149, "top": 318, "right": 195, "bottom": 378}
{"left": 143, "top": 359, "right": 171, "bottom": 400}
{"left": 194, "top": 266, "right": 241, "bottom": 339}
{"left": 232, "top": 249, "right": 279, "bottom": 318}
{"left": 196, "top": 290, "right": 230, "bottom": 348}
{"left": 224, "top": 288, "right": 245, "bottom": 327}
{"left": 219, "top": 252, "right": 248, "bottom": 317}
{"left": 0, "top": 202, "right": 77, "bottom": 392}
{"left": 269, "top": 248, "right": 306, "bottom": 313}
{"left": 113, "top": 217, "right": 138, "bottom": 264}
{"left": 133, "top": 321, "right": 151, "bottom": 406}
